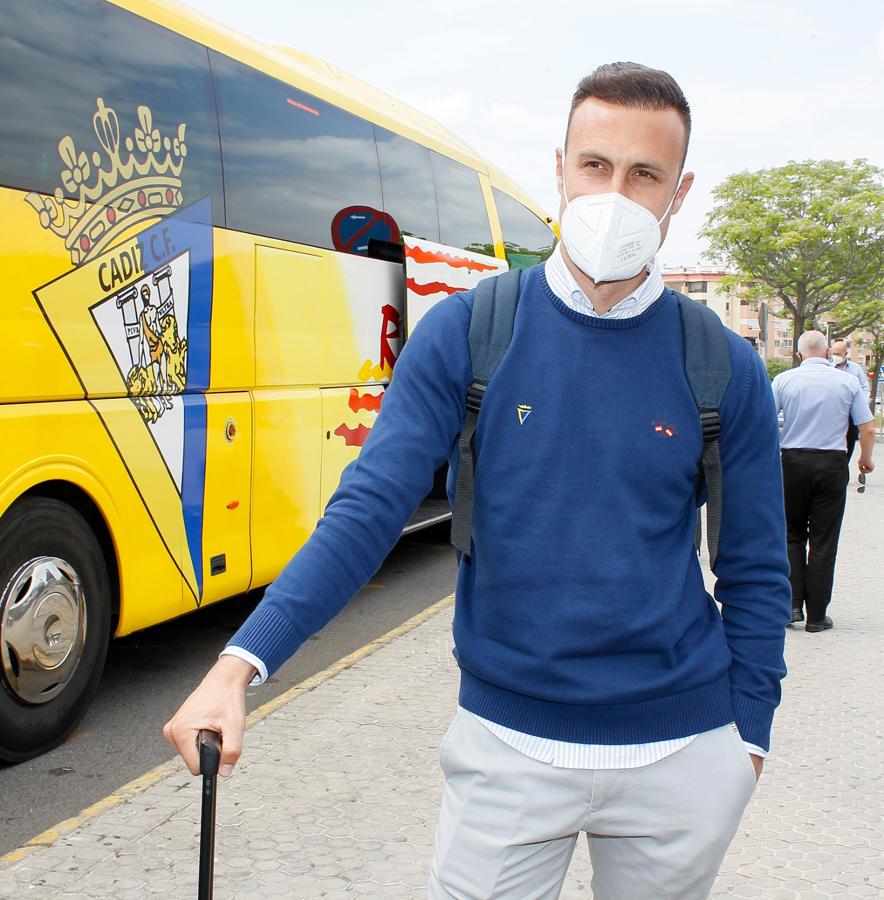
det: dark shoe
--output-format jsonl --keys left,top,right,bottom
{"left": 805, "top": 616, "right": 833, "bottom": 633}
{"left": 790, "top": 607, "right": 804, "bottom": 624}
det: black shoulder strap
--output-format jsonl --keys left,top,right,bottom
{"left": 451, "top": 268, "right": 522, "bottom": 557}
{"left": 674, "top": 291, "right": 732, "bottom": 570}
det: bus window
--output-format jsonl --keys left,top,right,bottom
{"left": 492, "top": 188, "right": 556, "bottom": 270}
{"left": 430, "top": 152, "right": 493, "bottom": 256}
{"left": 211, "top": 51, "right": 382, "bottom": 251}
{"left": 375, "top": 128, "right": 439, "bottom": 243}
{"left": 0, "top": 0, "right": 224, "bottom": 223}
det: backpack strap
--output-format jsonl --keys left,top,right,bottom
{"left": 451, "top": 268, "right": 522, "bottom": 557}
{"left": 674, "top": 291, "right": 732, "bottom": 569}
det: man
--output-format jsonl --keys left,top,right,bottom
{"left": 772, "top": 331, "right": 875, "bottom": 633}
{"left": 831, "top": 338, "right": 872, "bottom": 461}
{"left": 165, "top": 64, "right": 791, "bottom": 899}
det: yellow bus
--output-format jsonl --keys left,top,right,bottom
{"left": 0, "top": 0, "right": 555, "bottom": 761}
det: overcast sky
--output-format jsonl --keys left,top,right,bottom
{"left": 183, "top": 0, "right": 883, "bottom": 268}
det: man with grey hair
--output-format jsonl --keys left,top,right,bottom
{"left": 831, "top": 338, "right": 872, "bottom": 461}
{"left": 772, "top": 331, "right": 875, "bottom": 632}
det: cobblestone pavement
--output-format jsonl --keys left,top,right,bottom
{"left": 0, "top": 485, "right": 880, "bottom": 898}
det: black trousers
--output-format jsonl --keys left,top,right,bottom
{"left": 781, "top": 449, "right": 849, "bottom": 623}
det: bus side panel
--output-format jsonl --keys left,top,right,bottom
{"left": 249, "top": 244, "right": 344, "bottom": 587}
{"left": 194, "top": 228, "right": 256, "bottom": 606}
{"left": 209, "top": 229, "right": 255, "bottom": 391}
{"left": 1, "top": 193, "right": 85, "bottom": 403}
{"left": 0, "top": 401, "right": 184, "bottom": 635}
{"left": 249, "top": 244, "right": 403, "bottom": 586}
{"left": 254, "top": 244, "right": 356, "bottom": 387}
{"left": 197, "top": 392, "right": 253, "bottom": 606}
{"left": 319, "top": 385, "right": 385, "bottom": 514}
{"left": 321, "top": 253, "right": 404, "bottom": 503}
{"left": 250, "top": 388, "right": 322, "bottom": 590}
{"left": 309, "top": 253, "right": 404, "bottom": 515}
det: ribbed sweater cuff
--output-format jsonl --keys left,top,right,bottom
{"left": 730, "top": 690, "right": 776, "bottom": 752}
{"left": 226, "top": 606, "right": 304, "bottom": 678}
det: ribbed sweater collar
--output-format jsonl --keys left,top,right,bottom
{"left": 534, "top": 265, "right": 671, "bottom": 330}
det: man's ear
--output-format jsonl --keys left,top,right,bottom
{"left": 555, "top": 147, "right": 565, "bottom": 199}
{"left": 670, "top": 171, "right": 694, "bottom": 217}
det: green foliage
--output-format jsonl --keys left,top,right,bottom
{"left": 765, "top": 357, "right": 792, "bottom": 381}
{"left": 830, "top": 296, "right": 884, "bottom": 340}
{"left": 702, "top": 159, "right": 884, "bottom": 348}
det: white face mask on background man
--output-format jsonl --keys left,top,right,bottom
{"left": 559, "top": 157, "right": 682, "bottom": 283}
{"left": 831, "top": 354, "right": 844, "bottom": 366}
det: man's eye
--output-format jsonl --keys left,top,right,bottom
{"left": 635, "top": 170, "right": 654, "bottom": 179}
{"left": 582, "top": 160, "right": 603, "bottom": 169}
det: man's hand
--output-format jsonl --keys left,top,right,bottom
{"left": 750, "top": 753, "right": 764, "bottom": 782}
{"left": 163, "top": 655, "right": 256, "bottom": 777}
{"left": 857, "top": 422, "right": 876, "bottom": 474}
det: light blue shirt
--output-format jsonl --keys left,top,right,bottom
{"left": 772, "top": 357, "right": 872, "bottom": 450}
{"left": 544, "top": 244, "right": 664, "bottom": 319}
{"left": 838, "top": 359, "right": 871, "bottom": 405}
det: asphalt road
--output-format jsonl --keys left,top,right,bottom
{"left": 0, "top": 523, "right": 457, "bottom": 857}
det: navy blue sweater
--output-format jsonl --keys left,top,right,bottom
{"left": 229, "top": 265, "right": 791, "bottom": 750}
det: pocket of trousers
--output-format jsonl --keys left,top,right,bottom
{"left": 438, "top": 709, "right": 464, "bottom": 771}
{"left": 728, "top": 725, "right": 759, "bottom": 789}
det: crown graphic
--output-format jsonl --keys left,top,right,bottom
{"left": 25, "top": 99, "right": 187, "bottom": 266}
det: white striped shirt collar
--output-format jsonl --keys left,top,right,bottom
{"left": 544, "top": 244, "right": 665, "bottom": 320}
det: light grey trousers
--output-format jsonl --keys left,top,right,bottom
{"left": 428, "top": 711, "right": 757, "bottom": 899}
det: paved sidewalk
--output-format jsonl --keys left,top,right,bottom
{"left": 0, "top": 485, "right": 881, "bottom": 898}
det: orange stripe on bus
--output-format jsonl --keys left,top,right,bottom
{"left": 404, "top": 244, "right": 498, "bottom": 272}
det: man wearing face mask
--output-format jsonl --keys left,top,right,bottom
{"left": 772, "top": 332, "right": 875, "bottom": 632}
{"left": 831, "top": 339, "right": 871, "bottom": 461}
{"left": 165, "top": 63, "right": 791, "bottom": 899}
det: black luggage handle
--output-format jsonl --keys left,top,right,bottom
{"left": 198, "top": 730, "right": 222, "bottom": 900}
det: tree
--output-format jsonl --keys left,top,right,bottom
{"left": 858, "top": 322, "right": 884, "bottom": 416}
{"left": 829, "top": 294, "right": 884, "bottom": 342}
{"left": 868, "top": 328, "right": 883, "bottom": 416}
{"left": 829, "top": 293, "right": 884, "bottom": 413}
{"left": 765, "top": 358, "right": 791, "bottom": 382}
{"left": 702, "top": 159, "right": 884, "bottom": 365}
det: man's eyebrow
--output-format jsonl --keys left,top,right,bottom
{"left": 575, "top": 150, "right": 668, "bottom": 173}
{"left": 575, "top": 149, "right": 613, "bottom": 166}
{"left": 631, "top": 161, "right": 667, "bottom": 173}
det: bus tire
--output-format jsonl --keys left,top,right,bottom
{"left": 0, "top": 497, "right": 111, "bottom": 763}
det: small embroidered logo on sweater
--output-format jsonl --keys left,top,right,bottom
{"left": 652, "top": 420, "right": 677, "bottom": 437}
{"left": 517, "top": 404, "right": 533, "bottom": 425}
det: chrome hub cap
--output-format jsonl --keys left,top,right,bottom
{"left": 1, "top": 557, "right": 86, "bottom": 704}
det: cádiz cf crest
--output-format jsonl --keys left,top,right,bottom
{"left": 28, "top": 99, "right": 213, "bottom": 603}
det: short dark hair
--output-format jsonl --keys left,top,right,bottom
{"left": 566, "top": 62, "right": 692, "bottom": 163}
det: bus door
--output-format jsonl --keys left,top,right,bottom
{"left": 194, "top": 391, "right": 253, "bottom": 607}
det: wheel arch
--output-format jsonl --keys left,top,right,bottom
{"left": 8, "top": 481, "right": 121, "bottom": 635}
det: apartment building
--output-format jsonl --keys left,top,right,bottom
{"left": 661, "top": 266, "right": 798, "bottom": 361}
{"left": 659, "top": 266, "right": 877, "bottom": 372}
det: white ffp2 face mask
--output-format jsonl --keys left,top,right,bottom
{"left": 559, "top": 157, "right": 681, "bottom": 283}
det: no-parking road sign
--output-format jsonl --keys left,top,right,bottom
{"left": 331, "top": 206, "right": 401, "bottom": 255}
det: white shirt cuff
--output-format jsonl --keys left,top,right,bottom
{"left": 743, "top": 741, "right": 768, "bottom": 759}
{"left": 219, "top": 647, "right": 267, "bottom": 685}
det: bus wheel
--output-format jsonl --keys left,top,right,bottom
{"left": 0, "top": 498, "right": 111, "bottom": 763}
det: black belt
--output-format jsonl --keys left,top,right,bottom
{"left": 781, "top": 448, "right": 846, "bottom": 456}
